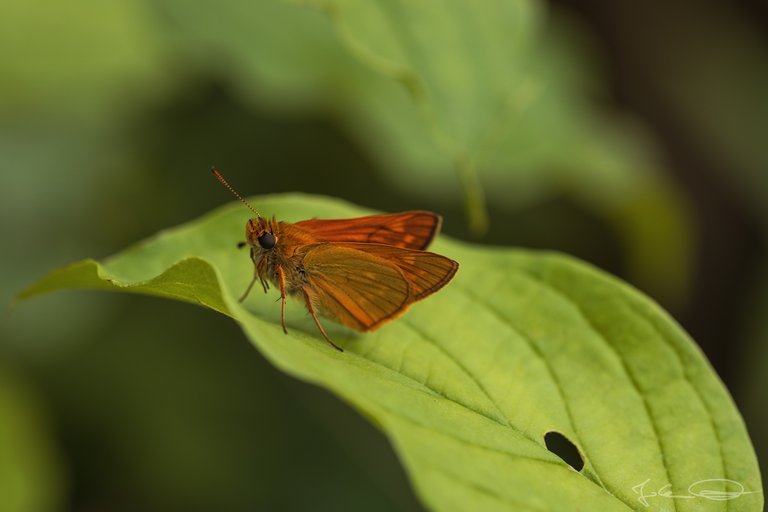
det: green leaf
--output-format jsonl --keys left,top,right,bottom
{"left": 0, "top": 363, "right": 65, "bottom": 512}
{"left": 20, "top": 195, "right": 761, "bottom": 512}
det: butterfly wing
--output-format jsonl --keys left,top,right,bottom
{"left": 334, "top": 243, "right": 459, "bottom": 300}
{"left": 295, "top": 211, "right": 441, "bottom": 250}
{"left": 299, "top": 240, "right": 458, "bottom": 332}
{"left": 301, "top": 244, "right": 413, "bottom": 331}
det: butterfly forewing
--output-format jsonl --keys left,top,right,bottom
{"left": 295, "top": 211, "right": 441, "bottom": 250}
{"left": 301, "top": 244, "right": 412, "bottom": 331}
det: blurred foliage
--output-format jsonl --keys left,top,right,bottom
{"left": 0, "top": 1, "right": 166, "bottom": 116}
{"left": 23, "top": 194, "right": 762, "bottom": 511}
{"left": 1, "top": 0, "right": 696, "bottom": 299}
{"left": 150, "top": 0, "right": 695, "bottom": 300}
{"left": 31, "top": 299, "right": 417, "bottom": 512}
{"left": 0, "top": 363, "right": 64, "bottom": 512}
{"left": 1, "top": 0, "right": 766, "bottom": 509}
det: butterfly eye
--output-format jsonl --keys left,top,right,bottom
{"left": 258, "top": 232, "right": 276, "bottom": 249}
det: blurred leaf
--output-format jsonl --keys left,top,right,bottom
{"left": 293, "top": 0, "right": 666, "bottom": 206}
{"left": 305, "top": 0, "right": 696, "bottom": 294}
{"left": 151, "top": 0, "right": 695, "bottom": 301}
{"left": 0, "top": 0, "right": 166, "bottom": 117}
{"left": 21, "top": 195, "right": 761, "bottom": 511}
{"left": 0, "top": 363, "right": 65, "bottom": 512}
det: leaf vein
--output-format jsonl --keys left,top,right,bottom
{"left": 401, "top": 319, "right": 512, "bottom": 428}
{"left": 518, "top": 270, "right": 679, "bottom": 512}
{"left": 453, "top": 282, "right": 634, "bottom": 510}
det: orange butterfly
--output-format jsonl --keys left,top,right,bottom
{"left": 213, "top": 168, "right": 458, "bottom": 351}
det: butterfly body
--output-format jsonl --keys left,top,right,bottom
{"left": 244, "top": 216, "right": 314, "bottom": 296}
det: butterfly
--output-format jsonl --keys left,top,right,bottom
{"left": 214, "top": 168, "right": 458, "bottom": 351}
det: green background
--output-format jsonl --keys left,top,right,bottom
{"left": 1, "top": 0, "right": 766, "bottom": 510}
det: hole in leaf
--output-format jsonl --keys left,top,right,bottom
{"left": 544, "top": 431, "right": 584, "bottom": 471}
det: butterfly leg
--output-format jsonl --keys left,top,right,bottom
{"left": 239, "top": 247, "right": 259, "bottom": 302}
{"left": 256, "top": 255, "right": 269, "bottom": 293}
{"left": 239, "top": 274, "right": 258, "bottom": 302}
{"left": 302, "top": 289, "right": 343, "bottom": 352}
{"left": 276, "top": 265, "right": 288, "bottom": 334}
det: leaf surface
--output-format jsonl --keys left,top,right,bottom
{"left": 21, "top": 195, "right": 762, "bottom": 512}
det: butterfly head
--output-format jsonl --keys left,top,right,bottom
{"left": 246, "top": 217, "right": 278, "bottom": 250}
{"left": 211, "top": 168, "right": 278, "bottom": 250}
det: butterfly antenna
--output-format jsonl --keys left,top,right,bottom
{"left": 211, "top": 167, "right": 261, "bottom": 218}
